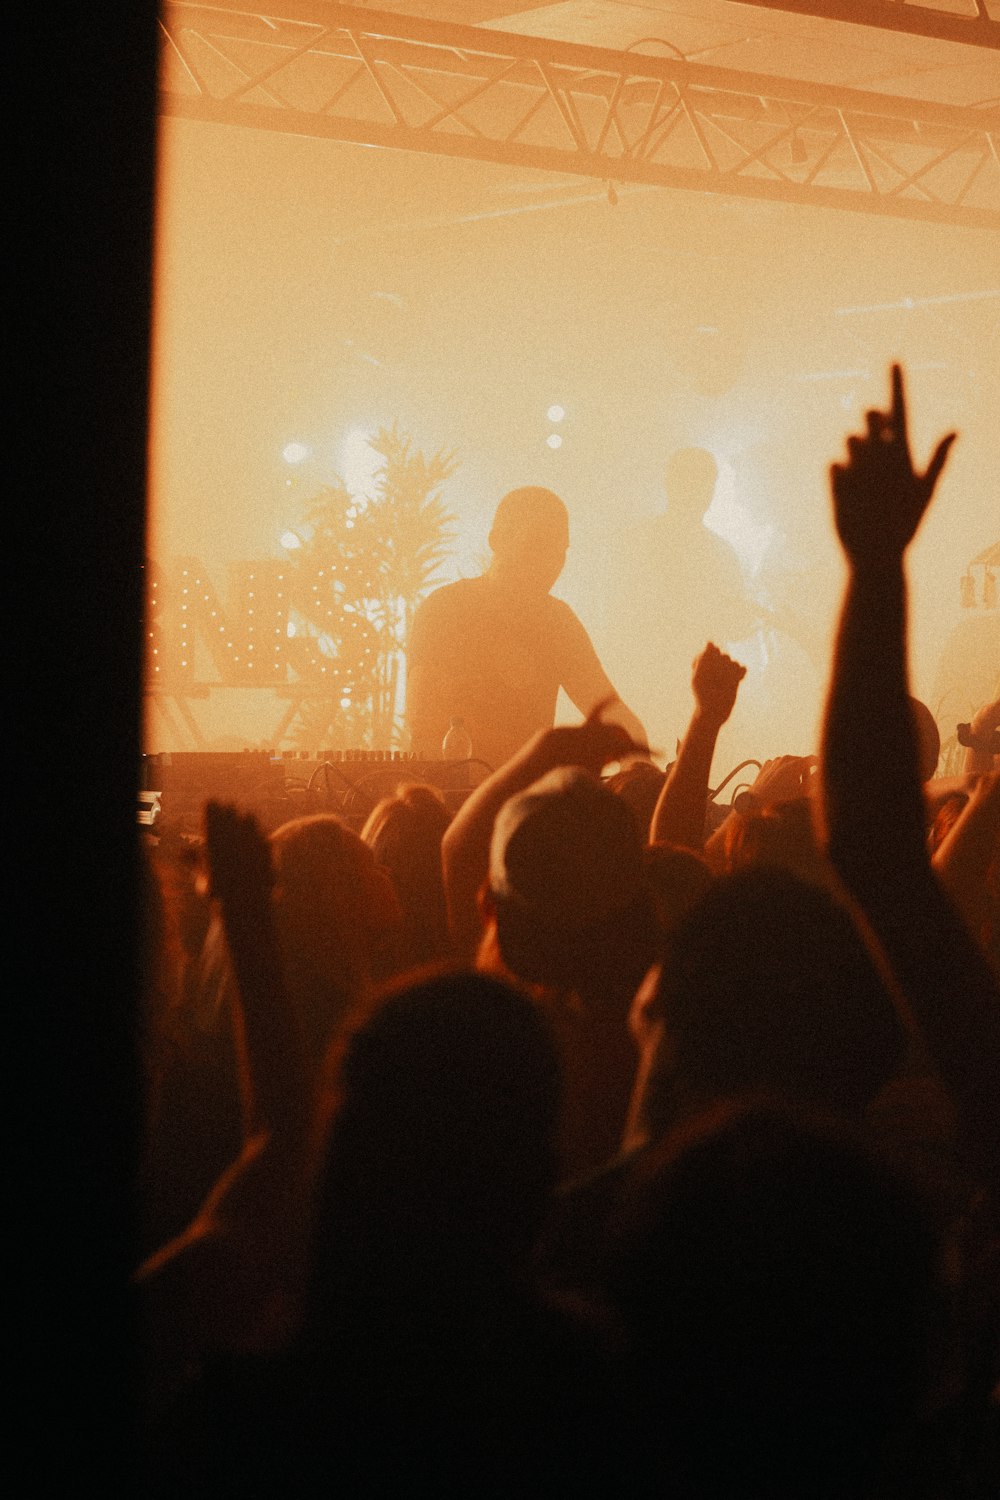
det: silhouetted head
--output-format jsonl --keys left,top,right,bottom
{"left": 663, "top": 447, "right": 718, "bottom": 520}
{"left": 486, "top": 766, "right": 658, "bottom": 997}
{"left": 638, "top": 866, "right": 907, "bottom": 1133}
{"left": 269, "top": 813, "right": 402, "bottom": 1055}
{"left": 607, "top": 1101, "right": 944, "bottom": 1499}
{"left": 909, "top": 696, "right": 941, "bottom": 783}
{"left": 604, "top": 760, "right": 667, "bottom": 841}
{"left": 310, "top": 969, "right": 561, "bottom": 1320}
{"left": 487, "top": 486, "right": 569, "bottom": 595}
{"left": 361, "top": 783, "right": 453, "bottom": 970}
{"left": 643, "top": 843, "right": 714, "bottom": 940}
{"left": 716, "top": 796, "right": 834, "bottom": 890}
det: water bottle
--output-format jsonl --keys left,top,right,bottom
{"left": 442, "top": 717, "right": 473, "bottom": 790}
{"left": 442, "top": 716, "right": 473, "bottom": 763}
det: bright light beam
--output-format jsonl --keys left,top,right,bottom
{"left": 340, "top": 427, "right": 381, "bottom": 498}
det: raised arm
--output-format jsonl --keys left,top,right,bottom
{"left": 441, "top": 703, "right": 646, "bottom": 959}
{"left": 820, "top": 364, "right": 1000, "bottom": 1189}
{"left": 822, "top": 365, "right": 955, "bottom": 878}
{"left": 650, "top": 643, "right": 746, "bottom": 850}
{"left": 557, "top": 606, "right": 650, "bottom": 754}
{"left": 135, "top": 804, "right": 312, "bottom": 1392}
{"left": 203, "top": 801, "right": 307, "bottom": 1149}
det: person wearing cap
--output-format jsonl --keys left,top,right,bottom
{"left": 440, "top": 707, "right": 658, "bottom": 1179}
{"left": 406, "top": 486, "right": 647, "bottom": 772}
{"left": 487, "top": 764, "right": 661, "bottom": 1180}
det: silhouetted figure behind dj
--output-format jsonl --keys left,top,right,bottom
{"left": 608, "top": 449, "right": 755, "bottom": 759}
{"left": 406, "top": 486, "right": 647, "bottom": 771}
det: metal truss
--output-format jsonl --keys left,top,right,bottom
{"left": 737, "top": 0, "right": 999, "bottom": 51}
{"left": 159, "top": 2, "right": 1000, "bottom": 227}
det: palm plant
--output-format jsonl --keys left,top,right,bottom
{"left": 286, "top": 426, "right": 457, "bottom": 751}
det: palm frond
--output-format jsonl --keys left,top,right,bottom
{"left": 284, "top": 427, "right": 459, "bottom": 749}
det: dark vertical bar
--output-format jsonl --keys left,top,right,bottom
{"left": 22, "top": 2, "right": 158, "bottom": 1486}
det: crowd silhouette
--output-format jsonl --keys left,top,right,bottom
{"left": 137, "top": 367, "right": 998, "bottom": 1497}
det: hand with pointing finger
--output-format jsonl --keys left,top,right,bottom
{"left": 830, "top": 363, "right": 956, "bottom": 569}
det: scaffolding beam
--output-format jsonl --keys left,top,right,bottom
{"left": 736, "top": 0, "right": 999, "bottom": 51}
{"left": 159, "top": 2, "right": 1000, "bottom": 227}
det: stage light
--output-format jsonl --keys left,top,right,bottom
{"left": 547, "top": 404, "right": 565, "bottom": 422}
{"left": 546, "top": 433, "right": 562, "bottom": 449}
{"left": 703, "top": 456, "right": 774, "bottom": 578}
{"left": 282, "top": 442, "right": 310, "bottom": 464}
{"left": 340, "top": 427, "right": 380, "bottom": 498}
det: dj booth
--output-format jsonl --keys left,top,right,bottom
{"left": 139, "top": 749, "right": 487, "bottom": 835}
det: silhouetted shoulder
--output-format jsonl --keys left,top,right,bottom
{"left": 545, "top": 594, "right": 596, "bottom": 644}
{"left": 412, "top": 576, "right": 483, "bottom": 626}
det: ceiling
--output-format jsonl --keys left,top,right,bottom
{"left": 350, "top": 0, "right": 1000, "bottom": 106}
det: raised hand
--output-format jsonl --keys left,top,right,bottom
{"left": 538, "top": 696, "right": 649, "bottom": 775}
{"left": 203, "top": 801, "right": 305, "bottom": 1144}
{"left": 959, "top": 698, "right": 1000, "bottom": 771}
{"left": 830, "top": 364, "right": 956, "bottom": 568}
{"left": 821, "top": 367, "right": 1000, "bottom": 1198}
{"left": 692, "top": 642, "right": 747, "bottom": 728}
{"left": 650, "top": 652, "right": 745, "bottom": 851}
{"left": 442, "top": 696, "right": 650, "bottom": 959}
{"left": 969, "top": 698, "right": 1000, "bottom": 739}
{"left": 749, "top": 753, "right": 818, "bottom": 807}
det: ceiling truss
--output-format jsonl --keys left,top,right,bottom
{"left": 159, "top": 2, "right": 1000, "bottom": 227}
{"left": 737, "top": 0, "right": 998, "bottom": 51}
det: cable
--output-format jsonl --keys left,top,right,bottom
{"left": 437, "top": 757, "right": 496, "bottom": 779}
{"left": 304, "top": 759, "right": 374, "bottom": 814}
{"left": 622, "top": 37, "right": 687, "bottom": 60}
{"left": 710, "top": 759, "right": 762, "bottom": 801}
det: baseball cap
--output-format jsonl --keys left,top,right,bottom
{"left": 488, "top": 767, "right": 654, "bottom": 988}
